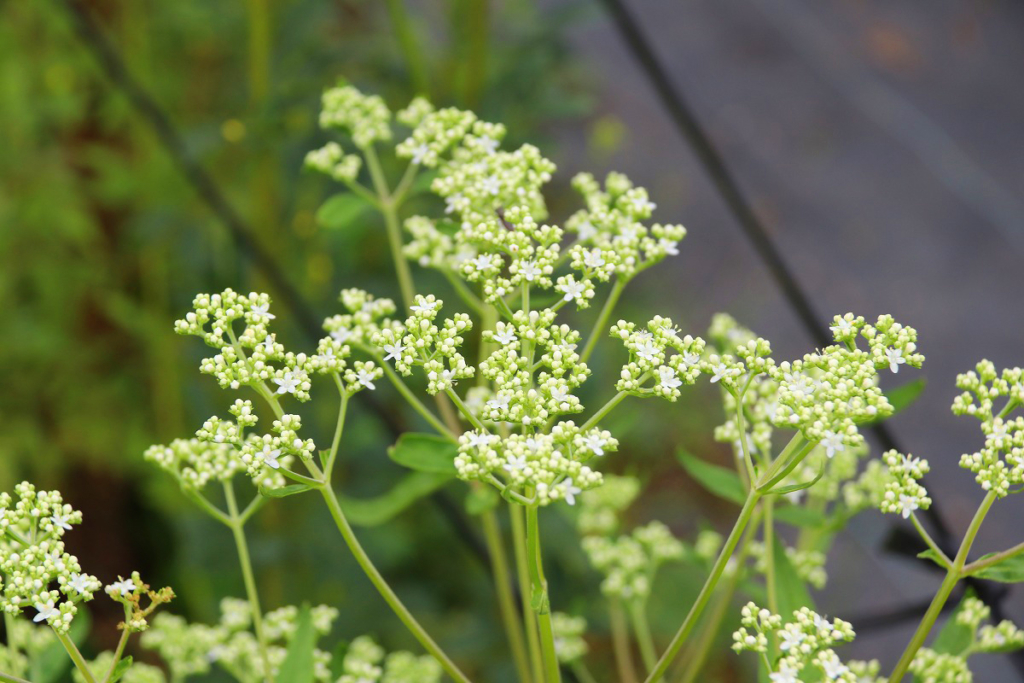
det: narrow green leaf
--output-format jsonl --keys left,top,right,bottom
{"left": 969, "top": 553, "right": 1024, "bottom": 583}
{"left": 277, "top": 604, "right": 316, "bottom": 683}
{"left": 388, "top": 433, "right": 458, "bottom": 475}
{"left": 316, "top": 193, "right": 371, "bottom": 230}
{"left": 329, "top": 640, "right": 351, "bottom": 680}
{"left": 677, "top": 450, "right": 745, "bottom": 505}
{"left": 931, "top": 589, "right": 977, "bottom": 656}
{"left": 917, "top": 548, "right": 951, "bottom": 571}
{"left": 260, "top": 483, "right": 314, "bottom": 499}
{"left": 338, "top": 472, "right": 451, "bottom": 526}
{"left": 109, "top": 656, "right": 133, "bottom": 683}
{"left": 772, "top": 536, "right": 815, "bottom": 617}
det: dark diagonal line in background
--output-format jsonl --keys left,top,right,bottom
{"left": 59, "top": 0, "right": 491, "bottom": 572}
{"left": 596, "top": 0, "right": 1024, "bottom": 659}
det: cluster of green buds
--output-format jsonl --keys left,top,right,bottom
{"left": 0, "top": 483, "right": 101, "bottom": 633}
{"left": 550, "top": 612, "right": 589, "bottom": 664}
{"left": 953, "top": 361, "right": 1024, "bottom": 496}
{"left": 878, "top": 450, "right": 931, "bottom": 520}
{"left": 105, "top": 571, "right": 174, "bottom": 633}
{"left": 0, "top": 621, "right": 56, "bottom": 676}
{"left": 581, "top": 521, "right": 685, "bottom": 600}
{"left": 141, "top": 599, "right": 339, "bottom": 681}
{"left": 334, "top": 635, "right": 442, "bottom": 683}
{"left": 750, "top": 541, "right": 828, "bottom": 590}
{"left": 732, "top": 602, "right": 861, "bottom": 682}
{"left": 610, "top": 316, "right": 705, "bottom": 401}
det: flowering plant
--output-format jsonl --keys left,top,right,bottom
{"left": 3, "top": 83, "right": 1024, "bottom": 683}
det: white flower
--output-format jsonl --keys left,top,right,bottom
{"left": 658, "top": 238, "right": 679, "bottom": 256}
{"left": 562, "top": 478, "right": 583, "bottom": 506}
{"left": 520, "top": 260, "right": 541, "bottom": 282}
{"left": 68, "top": 573, "right": 91, "bottom": 595}
{"left": 770, "top": 664, "right": 800, "bottom": 683}
{"left": 471, "top": 255, "right": 493, "bottom": 273}
{"left": 445, "top": 193, "right": 463, "bottom": 215}
{"left": 110, "top": 578, "right": 137, "bottom": 597}
{"left": 582, "top": 434, "right": 607, "bottom": 456}
{"left": 50, "top": 513, "right": 72, "bottom": 531}
{"left": 487, "top": 394, "right": 511, "bottom": 411}
{"left": 710, "top": 363, "right": 730, "bottom": 384}
{"left": 886, "top": 347, "right": 906, "bottom": 373}
{"left": 577, "top": 220, "right": 597, "bottom": 241}
{"left": 583, "top": 250, "right": 605, "bottom": 269}
{"left": 830, "top": 318, "right": 852, "bottom": 337}
{"left": 631, "top": 196, "right": 656, "bottom": 214}
{"left": 274, "top": 372, "right": 300, "bottom": 395}
{"left": 482, "top": 175, "right": 501, "bottom": 195}
{"left": 383, "top": 341, "right": 406, "bottom": 362}
{"left": 259, "top": 445, "right": 282, "bottom": 469}
{"left": 356, "top": 369, "right": 377, "bottom": 390}
{"left": 779, "top": 628, "right": 805, "bottom": 652}
{"left": 33, "top": 602, "right": 57, "bottom": 623}
{"left": 411, "top": 143, "right": 430, "bottom": 165}
{"left": 558, "top": 279, "right": 586, "bottom": 303}
{"left": 503, "top": 455, "right": 528, "bottom": 473}
{"left": 466, "top": 432, "right": 492, "bottom": 450}
{"left": 493, "top": 328, "right": 517, "bottom": 345}
{"left": 821, "top": 655, "right": 849, "bottom": 681}
{"left": 411, "top": 300, "right": 438, "bottom": 314}
{"left": 477, "top": 135, "right": 499, "bottom": 154}
{"left": 331, "top": 328, "right": 351, "bottom": 343}
{"left": 263, "top": 334, "right": 276, "bottom": 353}
{"left": 659, "top": 365, "right": 682, "bottom": 390}
{"left": 821, "top": 430, "right": 845, "bottom": 459}
{"left": 550, "top": 387, "right": 571, "bottom": 405}
{"left": 635, "top": 342, "right": 659, "bottom": 363}
{"left": 897, "top": 493, "right": 919, "bottom": 519}
{"left": 251, "top": 303, "right": 275, "bottom": 320}
{"left": 680, "top": 352, "right": 700, "bottom": 369}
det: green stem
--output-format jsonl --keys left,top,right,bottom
{"left": 911, "top": 512, "right": 952, "bottom": 570}
{"left": 964, "top": 539, "right": 1024, "bottom": 575}
{"left": 580, "top": 279, "right": 625, "bottom": 365}
{"left": 764, "top": 498, "right": 778, "bottom": 619}
{"left": 184, "top": 489, "right": 232, "bottom": 527}
{"left": 374, "top": 360, "right": 455, "bottom": 440}
{"left": 630, "top": 600, "right": 658, "bottom": 677}
{"left": 364, "top": 146, "right": 416, "bottom": 311}
{"left": 581, "top": 392, "right": 629, "bottom": 432}
{"left": 610, "top": 599, "right": 639, "bottom": 683}
{"left": 326, "top": 380, "right": 350, "bottom": 474}
{"left": 481, "top": 507, "right": 533, "bottom": 683}
{"left": 643, "top": 491, "right": 763, "bottom": 683}
{"left": 443, "top": 268, "right": 487, "bottom": 317}
{"left": 0, "top": 672, "right": 31, "bottom": 683}
{"left": 225, "top": 482, "right": 273, "bottom": 683}
{"left": 888, "top": 491, "right": 997, "bottom": 682}
{"left": 54, "top": 630, "right": 96, "bottom": 683}
{"left": 102, "top": 611, "right": 132, "bottom": 683}
{"left": 525, "top": 505, "right": 561, "bottom": 683}
{"left": 571, "top": 662, "right": 599, "bottom": 683}
{"left": 319, "top": 486, "right": 472, "bottom": 683}
{"left": 446, "top": 388, "right": 487, "bottom": 432}
{"left": 511, "top": 503, "right": 545, "bottom": 683}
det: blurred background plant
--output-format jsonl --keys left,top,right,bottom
{"left": 4, "top": 0, "right": 1024, "bottom": 681}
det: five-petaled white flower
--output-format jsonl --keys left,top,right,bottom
{"left": 583, "top": 250, "right": 606, "bottom": 269}
{"left": 582, "top": 434, "right": 607, "bottom": 456}
{"left": 274, "top": 372, "right": 300, "bottom": 395}
{"left": 658, "top": 365, "right": 682, "bottom": 390}
{"left": 821, "top": 430, "right": 845, "bottom": 459}
{"left": 260, "top": 445, "right": 282, "bottom": 469}
{"left": 820, "top": 653, "right": 849, "bottom": 681}
{"left": 658, "top": 238, "right": 679, "bottom": 256}
{"left": 477, "top": 135, "right": 499, "bottom": 154}
{"left": 383, "top": 341, "right": 406, "bottom": 362}
{"left": 68, "top": 573, "right": 91, "bottom": 595}
{"left": 33, "top": 602, "right": 58, "bottom": 623}
{"left": 779, "top": 628, "right": 805, "bottom": 652}
{"left": 263, "top": 334, "right": 276, "bottom": 354}
{"left": 680, "top": 352, "right": 700, "bottom": 369}
{"left": 577, "top": 220, "right": 597, "bottom": 242}
{"left": 550, "top": 387, "right": 573, "bottom": 407}
{"left": 493, "top": 328, "right": 517, "bottom": 345}
{"left": 897, "top": 493, "right": 919, "bottom": 519}
{"left": 710, "top": 363, "right": 730, "bottom": 384}
{"left": 630, "top": 196, "right": 656, "bottom": 214}
{"left": 331, "top": 328, "right": 351, "bottom": 344}
{"left": 445, "top": 193, "right": 463, "bottom": 215}
{"left": 110, "top": 578, "right": 137, "bottom": 597}
{"left": 561, "top": 478, "right": 583, "bottom": 506}
{"left": 471, "top": 255, "right": 493, "bottom": 273}
{"left": 466, "top": 432, "right": 492, "bottom": 450}
{"left": 830, "top": 317, "right": 853, "bottom": 337}
{"left": 519, "top": 260, "right": 541, "bottom": 282}
{"left": 635, "top": 342, "right": 659, "bottom": 363}
{"left": 356, "top": 369, "right": 377, "bottom": 390}
{"left": 503, "top": 454, "right": 528, "bottom": 473}
{"left": 251, "top": 303, "right": 275, "bottom": 320}
{"left": 50, "top": 512, "right": 72, "bottom": 531}
{"left": 558, "top": 279, "right": 586, "bottom": 303}
{"left": 487, "top": 394, "right": 511, "bottom": 411}
{"left": 411, "top": 300, "right": 438, "bottom": 314}
{"left": 886, "top": 348, "right": 906, "bottom": 373}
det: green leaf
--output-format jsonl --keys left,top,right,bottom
{"left": 677, "top": 450, "right": 745, "bottom": 505}
{"left": 109, "top": 656, "right": 133, "bottom": 683}
{"left": 968, "top": 552, "right": 1024, "bottom": 583}
{"left": 772, "top": 535, "right": 815, "bottom": 617}
{"left": 260, "top": 483, "right": 314, "bottom": 498}
{"left": 931, "top": 589, "right": 977, "bottom": 656}
{"left": 773, "top": 504, "right": 825, "bottom": 529}
{"left": 338, "top": 472, "right": 451, "bottom": 526}
{"left": 388, "top": 433, "right": 458, "bottom": 475}
{"left": 918, "top": 548, "right": 951, "bottom": 571}
{"left": 465, "top": 485, "right": 500, "bottom": 516}
{"left": 329, "top": 640, "right": 350, "bottom": 680}
{"left": 316, "top": 193, "right": 371, "bottom": 230}
{"left": 277, "top": 604, "right": 316, "bottom": 683}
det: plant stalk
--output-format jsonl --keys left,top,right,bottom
{"left": 512, "top": 502, "right": 545, "bottom": 683}
{"left": 610, "top": 599, "right": 639, "bottom": 683}
{"left": 525, "top": 505, "right": 561, "bottom": 683}
{"left": 481, "top": 507, "right": 533, "bottom": 683}
{"left": 54, "top": 630, "right": 97, "bottom": 683}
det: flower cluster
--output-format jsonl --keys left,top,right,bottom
{"left": 73, "top": 653, "right": 165, "bottom": 683}
{"left": 575, "top": 475, "right": 641, "bottom": 536}
{"left": 334, "top": 635, "right": 442, "bottom": 683}
{"left": 878, "top": 450, "right": 932, "bottom": 520}
{"left": 371, "top": 295, "right": 473, "bottom": 394}
{"left": 953, "top": 361, "right": 1024, "bottom": 496}
{"left": 0, "top": 483, "right": 101, "bottom": 633}
{"left": 750, "top": 541, "right": 828, "bottom": 590}
{"left": 237, "top": 414, "right": 316, "bottom": 480}
{"left": 454, "top": 425, "right": 608, "bottom": 506}
{"left": 610, "top": 316, "right": 706, "bottom": 401}
{"left": 551, "top": 612, "right": 589, "bottom": 664}
{"left": 580, "top": 521, "right": 684, "bottom": 601}
{"left": 732, "top": 603, "right": 858, "bottom": 682}
{"left": 105, "top": 571, "right": 175, "bottom": 633}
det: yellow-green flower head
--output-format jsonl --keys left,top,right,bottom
{"left": 954, "top": 361, "right": 1024, "bottom": 497}
{"left": 319, "top": 85, "right": 393, "bottom": 148}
